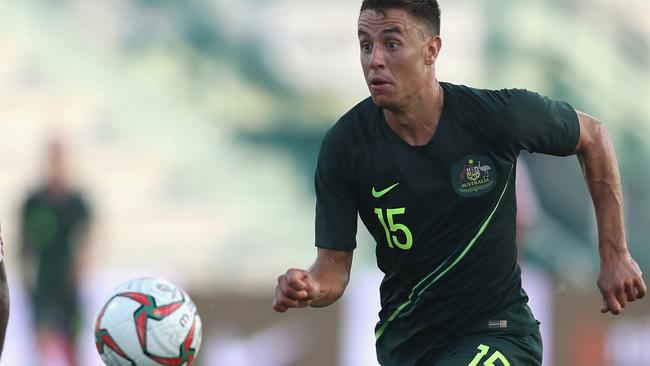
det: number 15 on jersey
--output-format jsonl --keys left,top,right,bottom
{"left": 374, "top": 208, "right": 413, "bottom": 250}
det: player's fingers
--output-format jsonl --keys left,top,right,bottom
{"left": 273, "top": 281, "right": 287, "bottom": 312}
{"left": 273, "top": 294, "right": 303, "bottom": 311}
{"left": 604, "top": 293, "right": 622, "bottom": 315}
{"left": 600, "top": 301, "right": 609, "bottom": 313}
{"left": 626, "top": 282, "right": 638, "bottom": 302}
{"left": 301, "top": 276, "right": 321, "bottom": 296}
{"left": 277, "top": 274, "right": 302, "bottom": 295}
{"left": 276, "top": 275, "right": 289, "bottom": 294}
{"left": 636, "top": 278, "right": 647, "bottom": 299}
{"left": 282, "top": 286, "right": 309, "bottom": 300}
{"left": 273, "top": 298, "right": 306, "bottom": 312}
{"left": 612, "top": 283, "right": 628, "bottom": 309}
{"left": 276, "top": 275, "right": 309, "bottom": 300}
{"left": 616, "top": 289, "right": 627, "bottom": 309}
{"left": 274, "top": 279, "right": 297, "bottom": 312}
{"left": 285, "top": 269, "right": 308, "bottom": 290}
{"left": 294, "top": 300, "right": 312, "bottom": 309}
{"left": 272, "top": 298, "right": 288, "bottom": 312}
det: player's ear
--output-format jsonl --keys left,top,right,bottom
{"left": 425, "top": 36, "right": 442, "bottom": 65}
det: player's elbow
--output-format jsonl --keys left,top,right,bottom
{"left": 575, "top": 111, "right": 609, "bottom": 155}
{"left": 590, "top": 118, "right": 609, "bottom": 146}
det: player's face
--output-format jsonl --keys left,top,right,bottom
{"left": 358, "top": 9, "right": 439, "bottom": 109}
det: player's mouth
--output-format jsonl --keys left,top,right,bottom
{"left": 369, "top": 77, "right": 391, "bottom": 92}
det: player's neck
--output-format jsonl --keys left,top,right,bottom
{"left": 384, "top": 82, "right": 444, "bottom": 147}
{"left": 45, "top": 180, "right": 70, "bottom": 201}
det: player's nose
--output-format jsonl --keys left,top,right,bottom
{"left": 367, "top": 46, "right": 385, "bottom": 69}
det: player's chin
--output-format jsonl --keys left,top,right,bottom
{"left": 370, "top": 94, "right": 397, "bottom": 109}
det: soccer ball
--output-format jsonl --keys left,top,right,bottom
{"left": 94, "top": 278, "right": 203, "bottom": 366}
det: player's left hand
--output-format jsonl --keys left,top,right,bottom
{"left": 598, "top": 250, "right": 646, "bottom": 315}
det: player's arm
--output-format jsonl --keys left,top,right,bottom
{"left": 573, "top": 110, "right": 646, "bottom": 315}
{"left": 0, "top": 227, "right": 9, "bottom": 358}
{"left": 72, "top": 222, "right": 92, "bottom": 285}
{"left": 0, "top": 260, "right": 8, "bottom": 358}
{"left": 273, "top": 248, "right": 353, "bottom": 312}
{"left": 19, "top": 203, "right": 36, "bottom": 294}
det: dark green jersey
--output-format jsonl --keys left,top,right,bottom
{"left": 22, "top": 188, "right": 91, "bottom": 324}
{"left": 314, "top": 83, "right": 579, "bottom": 365}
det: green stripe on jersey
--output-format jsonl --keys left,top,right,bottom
{"left": 375, "top": 166, "right": 514, "bottom": 341}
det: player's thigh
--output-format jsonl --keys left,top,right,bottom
{"left": 435, "top": 332, "right": 542, "bottom": 366}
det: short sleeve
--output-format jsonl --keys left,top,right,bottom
{"left": 314, "top": 128, "right": 358, "bottom": 251}
{"left": 503, "top": 89, "right": 580, "bottom": 156}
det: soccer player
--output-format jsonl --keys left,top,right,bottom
{"left": 273, "top": 1, "right": 646, "bottom": 364}
{"left": 20, "top": 138, "right": 92, "bottom": 366}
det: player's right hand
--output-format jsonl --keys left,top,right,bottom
{"left": 273, "top": 268, "right": 321, "bottom": 313}
{"left": 598, "top": 251, "right": 646, "bottom": 315}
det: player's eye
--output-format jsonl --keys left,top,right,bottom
{"left": 386, "top": 41, "right": 399, "bottom": 51}
{"left": 360, "top": 42, "right": 372, "bottom": 53}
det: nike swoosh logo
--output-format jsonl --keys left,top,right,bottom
{"left": 372, "top": 182, "right": 399, "bottom": 198}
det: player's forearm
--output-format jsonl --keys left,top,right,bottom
{"left": 309, "top": 249, "right": 352, "bottom": 307}
{"left": 575, "top": 114, "right": 627, "bottom": 258}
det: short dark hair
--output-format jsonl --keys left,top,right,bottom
{"left": 360, "top": 0, "right": 441, "bottom": 36}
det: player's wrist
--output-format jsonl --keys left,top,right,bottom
{"left": 307, "top": 282, "right": 343, "bottom": 308}
{"left": 309, "top": 293, "right": 336, "bottom": 308}
{"left": 599, "top": 244, "right": 630, "bottom": 264}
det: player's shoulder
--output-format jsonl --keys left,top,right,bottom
{"left": 444, "top": 82, "right": 512, "bottom": 106}
{"left": 24, "top": 188, "right": 47, "bottom": 207}
{"left": 322, "top": 97, "right": 376, "bottom": 144}
{"left": 331, "top": 97, "right": 376, "bottom": 131}
{"left": 444, "top": 82, "right": 547, "bottom": 118}
{"left": 68, "top": 190, "right": 86, "bottom": 203}
{"left": 67, "top": 190, "right": 91, "bottom": 213}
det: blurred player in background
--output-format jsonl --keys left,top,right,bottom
{"left": 20, "top": 138, "right": 92, "bottom": 366}
{"left": 273, "top": 0, "right": 646, "bottom": 365}
{"left": 0, "top": 224, "right": 9, "bottom": 360}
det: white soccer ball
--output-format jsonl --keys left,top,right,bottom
{"left": 94, "top": 278, "right": 203, "bottom": 366}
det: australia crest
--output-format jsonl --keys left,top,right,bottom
{"left": 451, "top": 155, "right": 497, "bottom": 197}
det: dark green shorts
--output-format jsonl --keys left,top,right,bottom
{"left": 433, "top": 330, "right": 542, "bottom": 366}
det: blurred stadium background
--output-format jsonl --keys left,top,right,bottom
{"left": 0, "top": 0, "right": 648, "bottom": 365}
